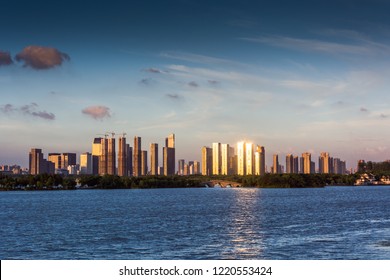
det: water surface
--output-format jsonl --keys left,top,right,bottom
{"left": 1, "top": 186, "right": 390, "bottom": 259}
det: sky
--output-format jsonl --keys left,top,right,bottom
{"left": 2, "top": 0, "right": 390, "bottom": 170}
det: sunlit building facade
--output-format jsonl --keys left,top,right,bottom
{"left": 302, "top": 152, "right": 312, "bottom": 174}
{"left": 133, "top": 136, "right": 141, "bottom": 176}
{"left": 118, "top": 136, "right": 127, "bottom": 176}
{"left": 237, "top": 141, "right": 246, "bottom": 175}
{"left": 221, "top": 143, "right": 230, "bottom": 175}
{"left": 80, "top": 152, "right": 92, "bottom": 174}
{"left": 163, "top": 133, "right": 175, "bottom": 175}
{"left": 212, "top": 142, "right": 221, "bottom": 175}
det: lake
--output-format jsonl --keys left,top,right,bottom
{"left": 1, "top": 186, "right": 390, "bottom": 259}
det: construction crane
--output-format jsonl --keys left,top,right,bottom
{"left": 106, "top": 131, "right": 116, "bottom": 138}
{"left": 96, "top": 133, "right": 108, "bottom": 138}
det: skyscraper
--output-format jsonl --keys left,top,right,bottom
{"left": 99, "top": 138, "right": 108, "bottom": 175}
{"left": 228, "top": 146, "right": 236, "bottom": 175}
{"left": 126, "top": 144, "right": 133, "bottom": 176}
{"left": 48, "top": 153, "right": 61, "bottom": 169}
{"left": 163, "top": 133, "right": 175, "bottom": 175}
{"left": 133, "top": 136, "right": 141, "bottom": 176}
{"left": 178, "top": 159, "right": 185, "bottom": 175}
{"left": 107, "top": 137, "right": 116, "bottom": 175}
{"left": 80, "top": 152, "right": 92, "bottom": 174}
{"left": 29, "top": 148, "right": 53, "bottom": 175}
{"left": 237, "top": 141, "right": 246, "bottom": 175}
{"left": 141, "top": 150, "right": 148, "bottom": 175}
{"left": 245, "top": 143, "right": 254, "bottom": 175}
{"left": 221, "top": 144, "right": 230, "bottom": 175}
{"left": 118, "top": 136, "right": 127, "bottom": 177}
{"left": 150, "top": 143, "right": 158, "bottom": 175}
{"left": 201, "top": 146, "right": 212, "bottom": 175}
{"left": 193, "top": 161, "right": 200, "bottom": 174}
{"left": 62, "top": 153, "right": 76, "bottom": 170}
{"left": 29, "top": 148, "right": 44, "bottom": 175}
{"left": 254, "top": 145, "right": 265, "bottom": 176}
{"left": 286, "top": 154, "right": 293, "bottom": 174}
{"left": 302, "top": 152, "right": 312, "bottom": 174}
{"left": 293, "top": 156, "right": 299, "bottom": 174}
{"left": 92, "top": 137, "right": 102, "bottom": 175}
{"left": 212, "top": 142, "right": 221, "bottom": 175}
{"left": 273, "top": 154, "right": 279, "bottom": 174}
{"left": 319, "top": 152, "right": 331, "bottom": 174}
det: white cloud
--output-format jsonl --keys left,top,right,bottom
{"left": 242, "top": 34, "right": 390, "bottom": 56}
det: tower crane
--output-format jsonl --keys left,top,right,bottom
{"left": 106, "top": 131, "right": 116, "bottom": 138}
{"left": 96, "top": 133, "right": 108, "bottom": 138}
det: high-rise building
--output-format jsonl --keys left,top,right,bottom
{"left": 92, "top": 137, "right": 102, "bottom": 175}
{"left": 221, "top": 144, "right": 230, "bottom": 175}
{"left": 245, "top": 143, "right": 254, "bottom": 175}
{"left": 237, "top": 141, "right": 246, "bottom": 175}
{"left": 319, "top": 152, "right": 331, "bottom": 174}
{"left": 334, "top": 158, "right": 346, "bottom": 174}
{"left": 182, "top": 163, "right": 188, "bottom": 175}
{"left": 201, "top": 146, "right": 212, "bottom": 175}
{"left": 273, "top": 154, "right": 279, "bottom": 174}
{"left": 254, "top": 145, "right": 265, "bottom": 175}
{"left": 107, "top": 137, "right": 116, "bottom": 175}
{"left": 286, "top": 154, "right": 294, "bottom": 174}
{"left": 99, "top": 138, "right": 108, "bottom": 175}
{"left": 212, "top": 142, "right": 221, "bottom": 175}
{"left": 29, "top": 148, "right": 53, "bottom": 175}
{"left": 178, "top": 159, "right": 185, "bottom": 175}
{"left": 163, "top": 133, "right": 175, "bottom": 175}
{"left": 228, "top": 146, "right": 236, "bottom": 175}
{"left": 48, "top": 153, "right": 62, "bottom": 169}
{"left": 29, "top": 148, "right": 44, "bottom": 175}
{"left": 118, "top": 137, "right": 127, "bottom": 176}
{"left": 302, "top": 152, "right": 312, "bottom": 174}
{"left": 126, "top": 144, "right": 133, "bottom": 176}
{"left": 80, "top": 152, "right": 92, "bottom": 174}
{"left": 62, "top": 153, "right": 76, "bottom": 169}
{"left": 141, "top": 150, "right": 148, "bottom": 175}
{"left": 150, "top": 143, "right": 159, "bottom": 175}
{"left": 293, "top": 156, "right": 299, "bottom": 174}
{"left": 133, "top": 136, "right": 141, "bottom": 176}
{"left": 193, "top": 161, "right": 200, "bottom": 174}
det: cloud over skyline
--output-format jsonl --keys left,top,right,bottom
{"left": 15, "top": 46, "right": 70, "bottom": 70}
{"left": 0, "top": 103, "right": 55, "bottom": 120}
{"left": 143, "top": 68, "right": 164, "bottom": 74}
{"left": 82, "top": 106, "right": 111, "bottom": 120}
{"left": 0, "top": 51, "right": 13, "bottom": 66}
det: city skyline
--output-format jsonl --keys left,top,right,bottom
{"left": 16, "top": 132, "right": 350, "bottom": 177}
{"left": 2, "top": 0, "right": 390, "bottom": 168}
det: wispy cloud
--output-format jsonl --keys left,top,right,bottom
{"left": 0, "top": 103, "right": 55, "bottom": 120}
{"left": 0, "top": 51, "right": 13, "bottom": 66}
{"left": 142, "top": 67, "right": 165, "bottom": 74}
{"left": 166, "top": 93, "right": 182, "bottom": 100}
{"left": 160, "top": 52, "right": 239, "bottom": 65}
{"left": 242, "top": 35, "right": 372, "bottom": 55}
{"left": 82, "top": 106, "right": 111, "bottom": 120}
{"left": 188, "top": 81, "right": 199, "bottom": 87}
{"left": 360, "top": 107, "right": 369, "bottom": 112}
{"left": 241, "top": 34, "right": 390, "bottom": 56}
{"left": 208, "top": 80, "right": 219, "bottom": 85}
{"left": 15, "top": 46, "right": 70, "bottom": 70}
{"left": 139, "top": 78, "right": 154, "bottom": 85}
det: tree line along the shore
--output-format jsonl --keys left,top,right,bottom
{"left": 0, "top": 173, "right": 361, "bottom": 190}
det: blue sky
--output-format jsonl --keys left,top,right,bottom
{"left": 1, "top": 0, "right": 390, "bottom": 170}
